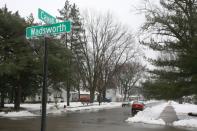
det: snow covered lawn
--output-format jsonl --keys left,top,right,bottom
{"left": 0, "top": 111, "right": 38, "bottom": 118}
{"left": 171, "top": 101, "right": 197, "bottom": 128}
{"left": 126, "top": 101, "right": 197, "bottom": 129}
{"left": 0, "top": 102, "right": 121, "bottom": 118}
{"left": 126, "top": 102, "right": 168, "bottom": 125}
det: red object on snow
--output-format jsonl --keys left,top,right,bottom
{"left": 79, "top": 95, "right": 90, "bottom": 103}
{"left": 131, "top": 101, "right": 145, "bottom": 116}
{"left": 131, "top": 101, "right": 144, "bottom": 110}
{"left": 131, "top": 103, "right": 144, "bottom": 110}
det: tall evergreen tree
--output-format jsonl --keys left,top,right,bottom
{"left": 0, "top": 6, "right": 40, "bottom": 110}
{"left": 141, "top": 0, "right": 197, "bottom": 99}
{"left": 58, "top": 0, "right": 86, "bottom": 105}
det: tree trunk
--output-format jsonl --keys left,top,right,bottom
{"left": 67, "top": 85, "right": 70, "bottom": 106}
{"left": 9, "top": 87, "right": 14, "bottom": 103}
{"left": 0, "top": 90, "right": 5, "bottom": 108}
{"left": 77, "top": 85, "right": 80, "bottom": 101}
{"left": 14, "top": 86, "right": 21, "bottom": 111}
{"left": 90, "top": 88, "right": 95, "bottom": 103}
{"left": 21, "top": 95, "right": 26, "bottom": 103}
{"left": 102, "top": 87, "right": 106, "bottom": 101}
{"left": 98, "top": 91, "right": 102, "bottom": 105}
{"left": 123, "top": 89, "right": 127, "bottom": 101}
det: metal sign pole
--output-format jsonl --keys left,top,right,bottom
{"left": 41, "top": 37, "right": 48, "bottom": 131}
{"left": 25, "top": 9, "right": 72, "bottom": 131}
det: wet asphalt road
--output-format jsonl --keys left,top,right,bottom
{"left": 0, "top": 106, "right": 195, "bottom": 131}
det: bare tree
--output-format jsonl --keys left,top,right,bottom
{"left": 116, "top": 62, "right": 146, "bottom": 101}
{"left": 76, "top": 11, "right": 140, "bottom": 103}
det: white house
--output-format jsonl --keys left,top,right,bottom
{"left": 25, "top": 87, "right": 121, "bottom": 103}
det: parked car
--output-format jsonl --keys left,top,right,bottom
{"left": 131, "top": 101, "right": 145, "bottom": 116}
{"left": 102, "top": 98, "right": 112, "bottom": 102}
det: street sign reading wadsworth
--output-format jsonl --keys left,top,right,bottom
{"left": 26, "top": 21, "right": 71, "bottom": 39}
{"left": 38, "top": 8, "right": 56, "bottom": 24}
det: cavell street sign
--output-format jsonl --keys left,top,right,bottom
{"left": 38, "top": 8, "right": 56, "bottom": 24}
{"left": 26, "top": 21, "right": 71, "bottom": 39}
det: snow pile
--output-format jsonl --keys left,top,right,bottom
{"left": 171, "top": 101, "right": 197, "bottom": 114}
{"left": 66, "top": 102, "right": 121, "bottom": 112}
{"left": 21, "top": 103, "right": 62, "bottom": 111}
{"left": 171, "top": 101, "right": 197, "bottom": 128}
{"left": 0, "top": 111, "right": 38, "bottom": 117}
{"left": 126, "top": 102, "right": 168, "bottom": 125}
{"left": 5, "top": 103, "right": 42, "bottom": 111}
{"left": 173, "top": 119, "right": 197, "bottom": 128}
{"left": 0, "top": 102, "right": 121, "bottom": 118}
{"left": 57, "top": 102, "right": 86, "bottom": 108}
{"left": 20, "top": 104, "right": 42, "bottom": 111}
{"left": 144, "top": 100, "right": 159, "bottom": 104}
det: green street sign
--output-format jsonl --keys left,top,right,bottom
{"left": 38, "top": 8, "right": 56, "bottom": 24}
{"left": 26, "top": 21, "right": 71, "bottom": 39}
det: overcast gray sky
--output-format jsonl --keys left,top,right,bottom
{"left": 0, "top": 0, "right": 145, "bottom": 32}
{"left": 0, "top": 0, "right": 158, "bottom": 67}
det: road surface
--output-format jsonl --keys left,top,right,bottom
{"left": 0, "top": 106, "right": 195, "bottom": 131}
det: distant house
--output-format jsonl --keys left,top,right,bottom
{"left": 25, "top": 88, "right": 79, "bottom": 103}
{"left": 25, "top": 88, "right": 121, "bottom": 103}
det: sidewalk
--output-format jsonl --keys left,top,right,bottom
{"left": 159, "top": 105, "right": 178, "bottom": 125}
